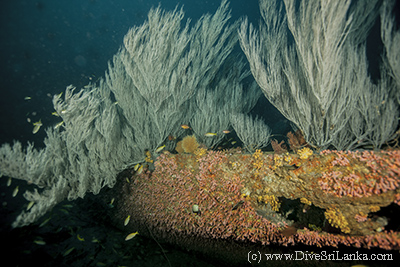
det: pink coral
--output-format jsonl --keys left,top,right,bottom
{"left": 318, "top": 150, "right": 400, "bottom": 198}
{"left": 355, "top": 212, "right": 368, "bottom": 222}
{"left": 331, "top": 153, "right": 350, "bottom": 166}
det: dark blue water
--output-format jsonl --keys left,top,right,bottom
{"left": 0, "top": 0, "right": 265, "bottom": 147}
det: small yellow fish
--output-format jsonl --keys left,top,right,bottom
{"left": 222, "top": 130, "right": 230, "bottom": 134}
{"left": 181, "top": 124, "right": 190, "bottom": 130}
{"left": 126, "top": 177, "right": 130, "bottom": 183}
{"left": 34, "top": 240, "right": 46, "bottom": 245}
{"left": 32, "top": 120, "right": 43, "bottom": 134}
{"left": 54, "top": 121, "right": 64, "bottom": 130}
{"left": 12, "top": 186, "right": 19, "bottom": 197}
{"left": 125, "top": 232, "right": 138, "bottom": 241}
{"left": 51, "top": 111, "right": 60, "bottom": 117}
{"left": 77, "top": 234, "right": 85, "bottom": 241}
{"left": 133, "top": 163, "right": 140, "bottom": 171}
{"left": 124, "top": 215, "right": 130, "bottom": 226}
{"left": 7, "top": 177, "right": 12, "bottom": 187}
{"left": 137, "top": 164, "right": 143, "bottom": 175}
{"left": 27, "top": 201, "right": 34, "bottom": 211}
{"left": 24, "top": 96, "right": 31, "bottom": 100}
{"left": 109, "top": 198, "right": 115, "bottom": 208}
{"left": 155, "top": 145, "right": 165, "bottom": 153}
{"left": 39, "top": 217, "right": 51, "bottom": 227}
{"left": 204, "top": 132, "right": 217, "bottom": 137}
{"left": 63, "top": 247, "right": 75, "bottom": 256}
{"left": 60, "top": 209, "right": 69, "bottom": 215}
{"left": 231, "top": 141, "right": 237, "bottom": 145}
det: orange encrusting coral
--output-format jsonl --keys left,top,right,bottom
{"left": 119, "top": 149, "right": 400, "bottom": 252}
{"left": 176, "top": 135, "right": 199, "bottom": 154}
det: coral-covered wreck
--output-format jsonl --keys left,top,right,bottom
{"left": 108, "top": 147, "right": 400, "bottom": 264}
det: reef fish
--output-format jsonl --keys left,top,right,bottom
{"left": 12, "top": 186, "right": 19, "bottom": 197}
{"left": 124, "top": 215, "right": 130, "bottom": 226}
{"left": 34, "top": 240, "right": 46, "bottom": 245}
{"left": 155, "top": 145, "right": 165, "bottom": 153}
{"left": 26, "top": 201, "right": 34, "bottom": 211}
{"left": 63, "top": 247, "right": 75, "bottom": 256}
{"left": 137, "top": 164, "right": 144, "bottom": 174}
{"left": 32, "top": 120, "right": 43, "bottom": 134}
{"left": 54, "top": 121, "right": 64, "bottom": 130}
{"left": 77, "top": 234, "right": 85, "bottom": 241}
{"left": 125, "top": 232, "right": 139, "bottom": 241}
{"left": 134, "top": 163, "right": 140, "bottom": 171}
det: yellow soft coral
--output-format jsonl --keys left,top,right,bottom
{"left": 324, "top": 207, "right": 350, "bottom": 234}
{"left": 300, "top": 197, "right": 312, "bottom": 206}
{"left": 194, "top": 147, "right": 207, "bottom": 159}
{"left": 263, "top": 195, "right": 280, "bottom": 212}
{"left": 273, "top": 154, "right": 284, "bottom": 167}
{"left": 145, "top": 150, "right": 153, "bottom": 163}
{"left": 284, "top": 152, "right": 293, "bottom": 164}
{"left": 297, "top": 147, "right": 313, "bottom": 159}
{"left": 252, "top": 149, "right": 263, "bottom": 159}
{"left": 369, "top": 205, "right": 380, "bottom": 212}
{"left": 252, "top": 149, "right": 263, "bottom": 176}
